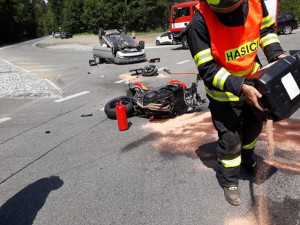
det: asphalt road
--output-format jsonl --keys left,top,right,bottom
{"left": 0, "top": 31, "right": 299, "bottom": 225}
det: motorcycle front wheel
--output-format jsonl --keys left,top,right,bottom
{"left": 104, "top": 96, "right": 134, "bottom": 119}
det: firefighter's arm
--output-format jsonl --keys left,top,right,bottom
{"left": 187, "top": 12, "right": 245, "bottom": 96}
{"left": 259, "top": 0, "right": 285, "bottom": 62}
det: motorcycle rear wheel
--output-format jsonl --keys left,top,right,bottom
{"left": 104, "top": 96, "right": 134, "bottom": 119}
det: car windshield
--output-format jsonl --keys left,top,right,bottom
{"left": 109, "top": 34, "right": 137, "bottom": 48}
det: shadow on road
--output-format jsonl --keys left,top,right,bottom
{"left": 195, "top": 141, "right": 218, "bottom": 171}
{"left": 0, "top": 176, "right": 63, "bottom": 225}
{"left": 170, "top": 46, "right": 186, "bottom": 51}
{"left": 196, "top": 142, "right": 278, "bottom": 184}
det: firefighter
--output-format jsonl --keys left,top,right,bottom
{"left": 187, "top": 0, "right": 287, "bottom": 206}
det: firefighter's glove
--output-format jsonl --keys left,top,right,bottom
{"left": 242, "top": 84, "right": 263, "bottom": 111}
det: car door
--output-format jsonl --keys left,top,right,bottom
{"left": 160, "top": 32, "right": 171, "bottom": 44}
{"left": 277, "top": 13, "right": 286, "bottom": 31}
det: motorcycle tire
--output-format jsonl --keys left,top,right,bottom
{"left": 141, "top": 65, "right": 158, "bottom": 77}
{"left": 104, "top": 96, "right": 134, "bottom": 119}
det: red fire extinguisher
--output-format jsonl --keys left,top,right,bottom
{"left": 115, "top": 99, "right": 128, "bottom": 131}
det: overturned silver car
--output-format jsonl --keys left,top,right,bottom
{"left": 93, "top": 27, "right": 146, "bottom": 64}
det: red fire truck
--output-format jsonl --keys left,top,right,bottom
{"left": 169, "top": 0, "right": 279, "bottom": 49}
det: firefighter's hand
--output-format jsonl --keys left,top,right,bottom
{"left": 242, "top": 84, "right": 263, "bottom": 111}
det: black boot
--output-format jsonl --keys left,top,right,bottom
{"left": 223, "top": 186, "right": 241, "bottom": 206}
{"left": 241, "top": 158, "right": 257, "bottom": 174}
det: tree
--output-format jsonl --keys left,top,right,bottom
{"left": 48, "top": 0, "right": 64, "bottom": 31}
{"left": 61, "top": 0, "right": 84, "bottom": 33}
{"left": 0, "top": 0, "right": 37, "bottom": 44}
{"left": 279, "top": 0, "right": 300, "bottom": 20}
{"left": 81, "top": 0, "right": 108, "bottom": 33}
{"left": 32, "top": 0, "right": 47, "bottom": 36}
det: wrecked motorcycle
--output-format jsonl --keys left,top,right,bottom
{"left": 104, "top": 74, "right": 205, "bottom": 119}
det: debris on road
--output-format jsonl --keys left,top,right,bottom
{"left": 129, "top": 68, "right": 144, "bottom": 76}
{"left": 163, "top": 68, "right": 198, "bottom": 75}
{"left": 81, "top": 114, "right": 93, "bottom": 117}
{"left": 129, "top": 65, "right": 158, "bottom": 76}
{"left": 89, "top": 60, "right": 97, "bottom": 66}
{"left": 148, "top": 58, "right": 160, "bottom": 63}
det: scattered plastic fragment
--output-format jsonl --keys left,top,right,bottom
{"left": 81, "top": 114, "right": 93, "bottom": 117}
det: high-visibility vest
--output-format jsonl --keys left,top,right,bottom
{"left": 198, "top": 0, "right": 263, "bottom": 77}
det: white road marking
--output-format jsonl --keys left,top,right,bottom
{"left": 0, "top": 57, "right": 14, "bottom": 66}
{"left": 54, "top": 91, "right": 90, "bottom": 103}
{"left": 32, "top": 39, "right": 46, "bottom": 47}
{"left": 115, "top": 80, "right": 125, "bottom": 84}
{"left": 0, "top": 117, "right": 12, "bottom": 124}
{"left": 22, "top": 69, "right": 31, "bottom": 73}
{"left": 13, "top": 62, "right": 38, "bottom": 65}
{"left": 45, "top": 79, "right": 64, "bottom": 96}
{"left": 30, "top": 68, "right": 56, "bottom": 72}
{"left": 177, "top": 60, "right": 191, "bottom": 65}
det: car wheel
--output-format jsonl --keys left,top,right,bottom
{"left": 139, "top": 41, "right": 145, "bottom": 49}
{"left": 172, "top": 40, "right": 176, "bottom": 45}
{"left": 113, "top": 42, "right": 118, "bottom": 56}
{"left": 104, "top": 96, "right": 134, "bottom": 119}
{"left": 282, "top": 25, "right": 292, "bottom": 35}
{"left": 99, "top": 28, "right": 104, "bottom": 38}
{"left": 121, "top": 26, "right": 127, "bottom": 34}
{"left": 155, "top": 40, "right": 160, "bottom": 46}
{"left": 182, "top": 36, "right": 189, "bottom": 49}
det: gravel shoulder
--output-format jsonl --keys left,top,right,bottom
{"left": 0, "top": 58, "right": 61, "bottom": 99}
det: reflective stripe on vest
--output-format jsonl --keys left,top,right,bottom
{"left": 198, "top": 0, "right": 263, "bottom": 77}
{"left": 205, "top": 85, "right": 239, "bottom": 102}
{"left": 227, "top": 61, "right": 261, "bottom": 77}
{"left": 213, "top": 67, "right": 230, "bottom": 90}
{"left": 243, "top": 138, "right": 258, "bottom": 150}
{"left": 260, "top": 33, "right": 280, "bottom": 50}
{"left": 219, "top": 155, "right": 241, "bottom": 168}
{"left": 261, "top": 15, "right": 275, "bottom": 30}
{"left": 194, "top": 48, "right": 214, "bottom": 68}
